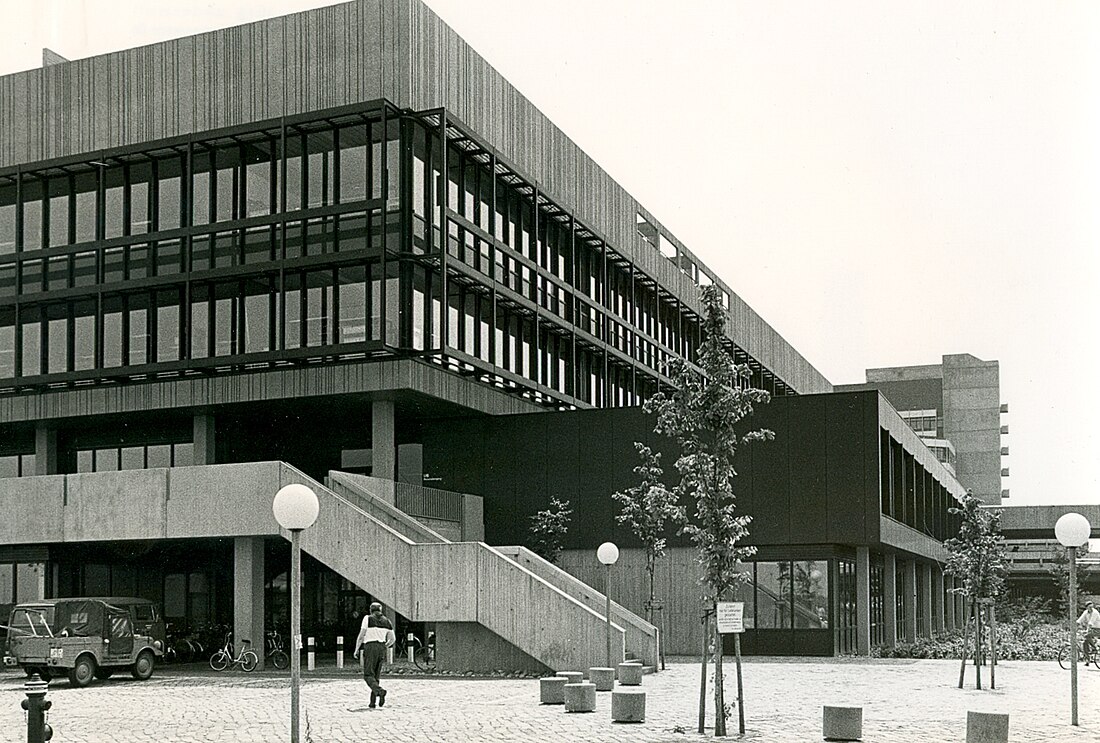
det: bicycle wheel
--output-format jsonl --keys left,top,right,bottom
{"left": 414, "top": 645, "right": 436, "bottom": 671}
{"left": 210, "top": 650, "right": 230, "bottom": 672}
{"left": 241, "top": 651, "right": 259, "bottom": 672}
{"left": 1057, "top": 644, "right": 1071, "bottom": 670}
{"left": 269, "top": 649, "right": 289, "bottom": 670}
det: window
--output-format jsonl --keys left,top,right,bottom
{"left": 337, "top": 266, "right": 367, "bottom": 344}
{"left": 243, "top": 277, "right": 272, "bottom": 353}
{"left": 244, "top": 139, "right": 274, "bottom": 218}
{"left": 48, "top": 176, "right": 70, "bottom": 248}
{"left": 21, "top": 179, "right": 43, "bottom": 250}
{"left": 103, "top": 296, "right": 123, "bottom": 368}
{"left": 74, "top": 300, "right": 96, "bottom": 371}
{"left": 338, "top": 124, "right": 368, "bottom": 203}
{"left": 128, "top": 294, "right": 149, "bottom": 366}
{"left": 755, "top": 562, "right": 791, "bottom": 629}
{"left": 792, "top": 560, "right": 829, "bottom": 629}
{"left": 156, "top": 289, "right": 181, "bottom": 362}
{"left": 0, "top": 308, "right": 13, "bottom": 378}
{"left": 157, "top": 155, "right": 182, "bottom": 231}
{"left": 0, "top": 179, "right": 15, "bottom": 254}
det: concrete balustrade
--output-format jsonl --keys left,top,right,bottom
{"left": 564, "top": 682, "right": 596, "bottom": 712}
{"left": 616, "top": 662, "right": 643, "bottom": 686}
{"left": 611, "top": 688, "right": 646, "bottom": 722}
{"left": 556, "top": 671, "right": 583, "bottom": 685}
{"left": 966, "top": 712, "right": 1009, "bottom": 743}
{"left": 539, "top": 676, "right": 567, "bottom": 704}
{"left": 822, "top": 705, "right": 862, "bottom": 741}
{"left": 588, "top": 667, "right": 615, "bottom": 691}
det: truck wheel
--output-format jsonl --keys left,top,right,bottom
{"left": 94, "top": 667, "right": 115, "bottom": 680}
{"left": 131, "top": 650, "right": 155, "bottom": 680}
{"left": 68, "top": 656, "right": 96, "bottom": 688}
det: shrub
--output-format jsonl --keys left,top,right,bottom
{"left": 871, "top": 616, "right": 1066, "bottom": 661}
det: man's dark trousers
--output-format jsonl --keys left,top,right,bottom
{"left": 361, "top": 642, "right": 387, "bottom": 705}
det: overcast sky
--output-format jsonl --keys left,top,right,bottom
{"left": 2, "top": 1, "right": 1098, "bottom": 508}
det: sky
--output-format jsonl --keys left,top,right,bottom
{"left": 1, "top": 0, "right": 1098, "bottom": 508}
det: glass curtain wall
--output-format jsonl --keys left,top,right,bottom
{"left": 0, "top": 103, "right": 785, "bottom": 409}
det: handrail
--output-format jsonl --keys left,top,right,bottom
{"left": 327, "top": 471, "right": 449, "bottom": 544}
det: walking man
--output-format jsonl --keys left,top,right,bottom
{"left": 354, "top": 602, "right": 395, "bottom": 708}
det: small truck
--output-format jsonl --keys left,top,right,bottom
{"left": 5, "top": 598, "right": 163, "bottom": 687}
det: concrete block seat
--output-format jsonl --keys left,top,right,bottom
{"left": 822, "top": 706, "right": 863, "bottom": 741}
{"left": 616, "top": 662, "right": 643, "bottom": 686}
{"left": 588, "top": 667, "right": 615, "bottom": 691}
{"left": 564, "top": 682, "right": 597, "bottom": 712}
{"left": 555, "top": 671, "right": 584, "bottom": 685}
{"left": 539, "top": 676, "right": 567, "bottom": 704}
{"left": 612, "top": 688, "right": 646, "bottom": 723}
{"left": 966, "top": 712, "right": 1009, "bottom": 743}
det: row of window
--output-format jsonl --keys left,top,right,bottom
{"left": 879, "top": 429, "right": 961, "bottom": 540}
{"left": 731, "top": 560, "right": 830, "bottom": 631}
{"left": 0, "top": 119, "right": 399, "bottom": 255}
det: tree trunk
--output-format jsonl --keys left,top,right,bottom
{"left": 989, "top": 605, "right": 996, "bottom": 689}
{"left": 713, "top": 600, "right": 726, "bottom": 737}
{"left": 974, "top": 600, "right": 982, "bottom": 690}
{"left": 698, "top": 611, "right": 708, "bottom": 735}
{"left": 958, "top": 599, "right": 972, "bottom": 689}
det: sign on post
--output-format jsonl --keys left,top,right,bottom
{"left": 716, "top": 602, "right": 744, "bottom": 634}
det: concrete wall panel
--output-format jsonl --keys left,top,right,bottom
{"left": 0, "top": 476, "right": 66, "bottom": 544}
{"left": 63, "top": 469, "right": 168, "bottom": 542}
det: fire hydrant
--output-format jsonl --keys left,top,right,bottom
{"left": 21, "top": 673, "right": 53, "bottom": 743}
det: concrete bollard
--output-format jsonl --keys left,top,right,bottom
{"left": 540, "top": 676, "right": 567, "bottom": 704}
{"left": 616, "top": 662, "right": 643, "bottom": 686}
{"left": 966, "top": 712, "right": 1009, "bottom": 743}
{"left": 336, "top": 636, "right": 344, "bottom": 669}
{"left": 307, "top": 636, "right": 315, "bottom": 671}
{"left": 611, "top": 688, "right": 646, "bottom": 723}
{"left": 564, "top": 682, "right": 597, "bottom": 712}
{"left": 588, "top": 667, "right": 615, "bottom": 691}
{"left": 556, "top": 671, "right": 584, "bottom": 685}
{"left": 822, "top": 706, "right": 863, "bottom": 741}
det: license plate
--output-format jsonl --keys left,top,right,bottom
{"left": 2, "top": 656, "right": 15, "bottom": 667}
{"left": 49, "top": 648, "right": 63, "bottom": 659}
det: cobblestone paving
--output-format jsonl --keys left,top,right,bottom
{"left": 1, "top": 658, "right": 1097, "bottom": 741}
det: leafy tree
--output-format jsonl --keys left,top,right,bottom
{"left": 645, "top": 284, "right": 772, "bottom": 737}
{"left": 612, "top": 443, "right": 685, "bottom": 663}
{"left": 528, "top": 497, "right": 573, "bottom": 565}
{"left": 1047, "top": 542, "right": 1094, "bottom": 615}
{"left": 944, "top": 491, "right": 1006, "bottom": 689}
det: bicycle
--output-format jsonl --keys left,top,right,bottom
{"left": 266, "top": 629, "right": 290, "bottom": 670}
{"left": 1057, "top": 631, "right": 1098, "bottom": 670}
{"left": 394, "top": 631, "right": 436, "bottom": 671}
{"left": 209, "top": 633, "right": 259, "bottom": 672}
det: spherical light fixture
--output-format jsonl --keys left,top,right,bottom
{"left": 273, "top": 484, "right": 320, "bottom": 531}
{"left": 1055, "top": 512, "right": 1091, "bottom": 548}
{"left": 597, "top": 541, "right": 620, "bottom": 566}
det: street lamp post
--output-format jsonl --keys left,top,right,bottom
{"left": 1055, "top": 512, "right": 1092, "bottom": 727}
{"left": 597, "top": 542, "right": 619, "bottom": 668}
{"left": 274, "top": 484, "right": 320, "bottom": 743}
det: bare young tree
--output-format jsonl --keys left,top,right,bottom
{"left": 645, "top": 284, "right": 772, "bottom": 737}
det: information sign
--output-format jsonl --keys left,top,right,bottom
{"left": 716, "top": 601, "right": 744, "bottom": 634}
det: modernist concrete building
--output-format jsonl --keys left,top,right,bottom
{"left": 1, "top": 0, "right": 970, "bottom": 663}
{"left": 838, "top": 354, "right": 1007, "bottom": 505}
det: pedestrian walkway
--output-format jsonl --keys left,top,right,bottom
{"left": 1, "top": 658, "right": 1096, "bottom": 741}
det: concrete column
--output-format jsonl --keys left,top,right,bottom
{"left": 856, "top": 547, "right": 871, "bottom": 655}
{"left": 932, "top": 567, "right": 945, "bottom": 633}
{"left": 372, "top": 400, "right": 396, "bottom": 481}
{"left": 920, "top": 563, "right": 933, "bottom": 638}
{"left": 34, "top": 424, "right": 59, "bottom": 475}
{"left": 883, "top": 552, "right": 897, "bottom": 648}
{"left": 233, "top": 536, "right": 266, "bottom": 670}
{"left": 905, "top": 560, "right": 918, "bottom": 643}
{"left": 193, "top": 414, "right": 216, "bottom": 465}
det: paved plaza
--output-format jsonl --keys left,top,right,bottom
{"left": 1, "top": 657, "right": 1097, "bottom": 742}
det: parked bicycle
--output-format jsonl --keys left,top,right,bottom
{"left": 266, "top": 629, "right": 290, "bottom": 670}
{"left": 210, "top": 632, "right": 258, "bottom": 672}
{"left": 394, "top": 630, "right": 435, "bottom": 671}
{"left": 1057, "top": 631, "right": 1098, "bottom": 670}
